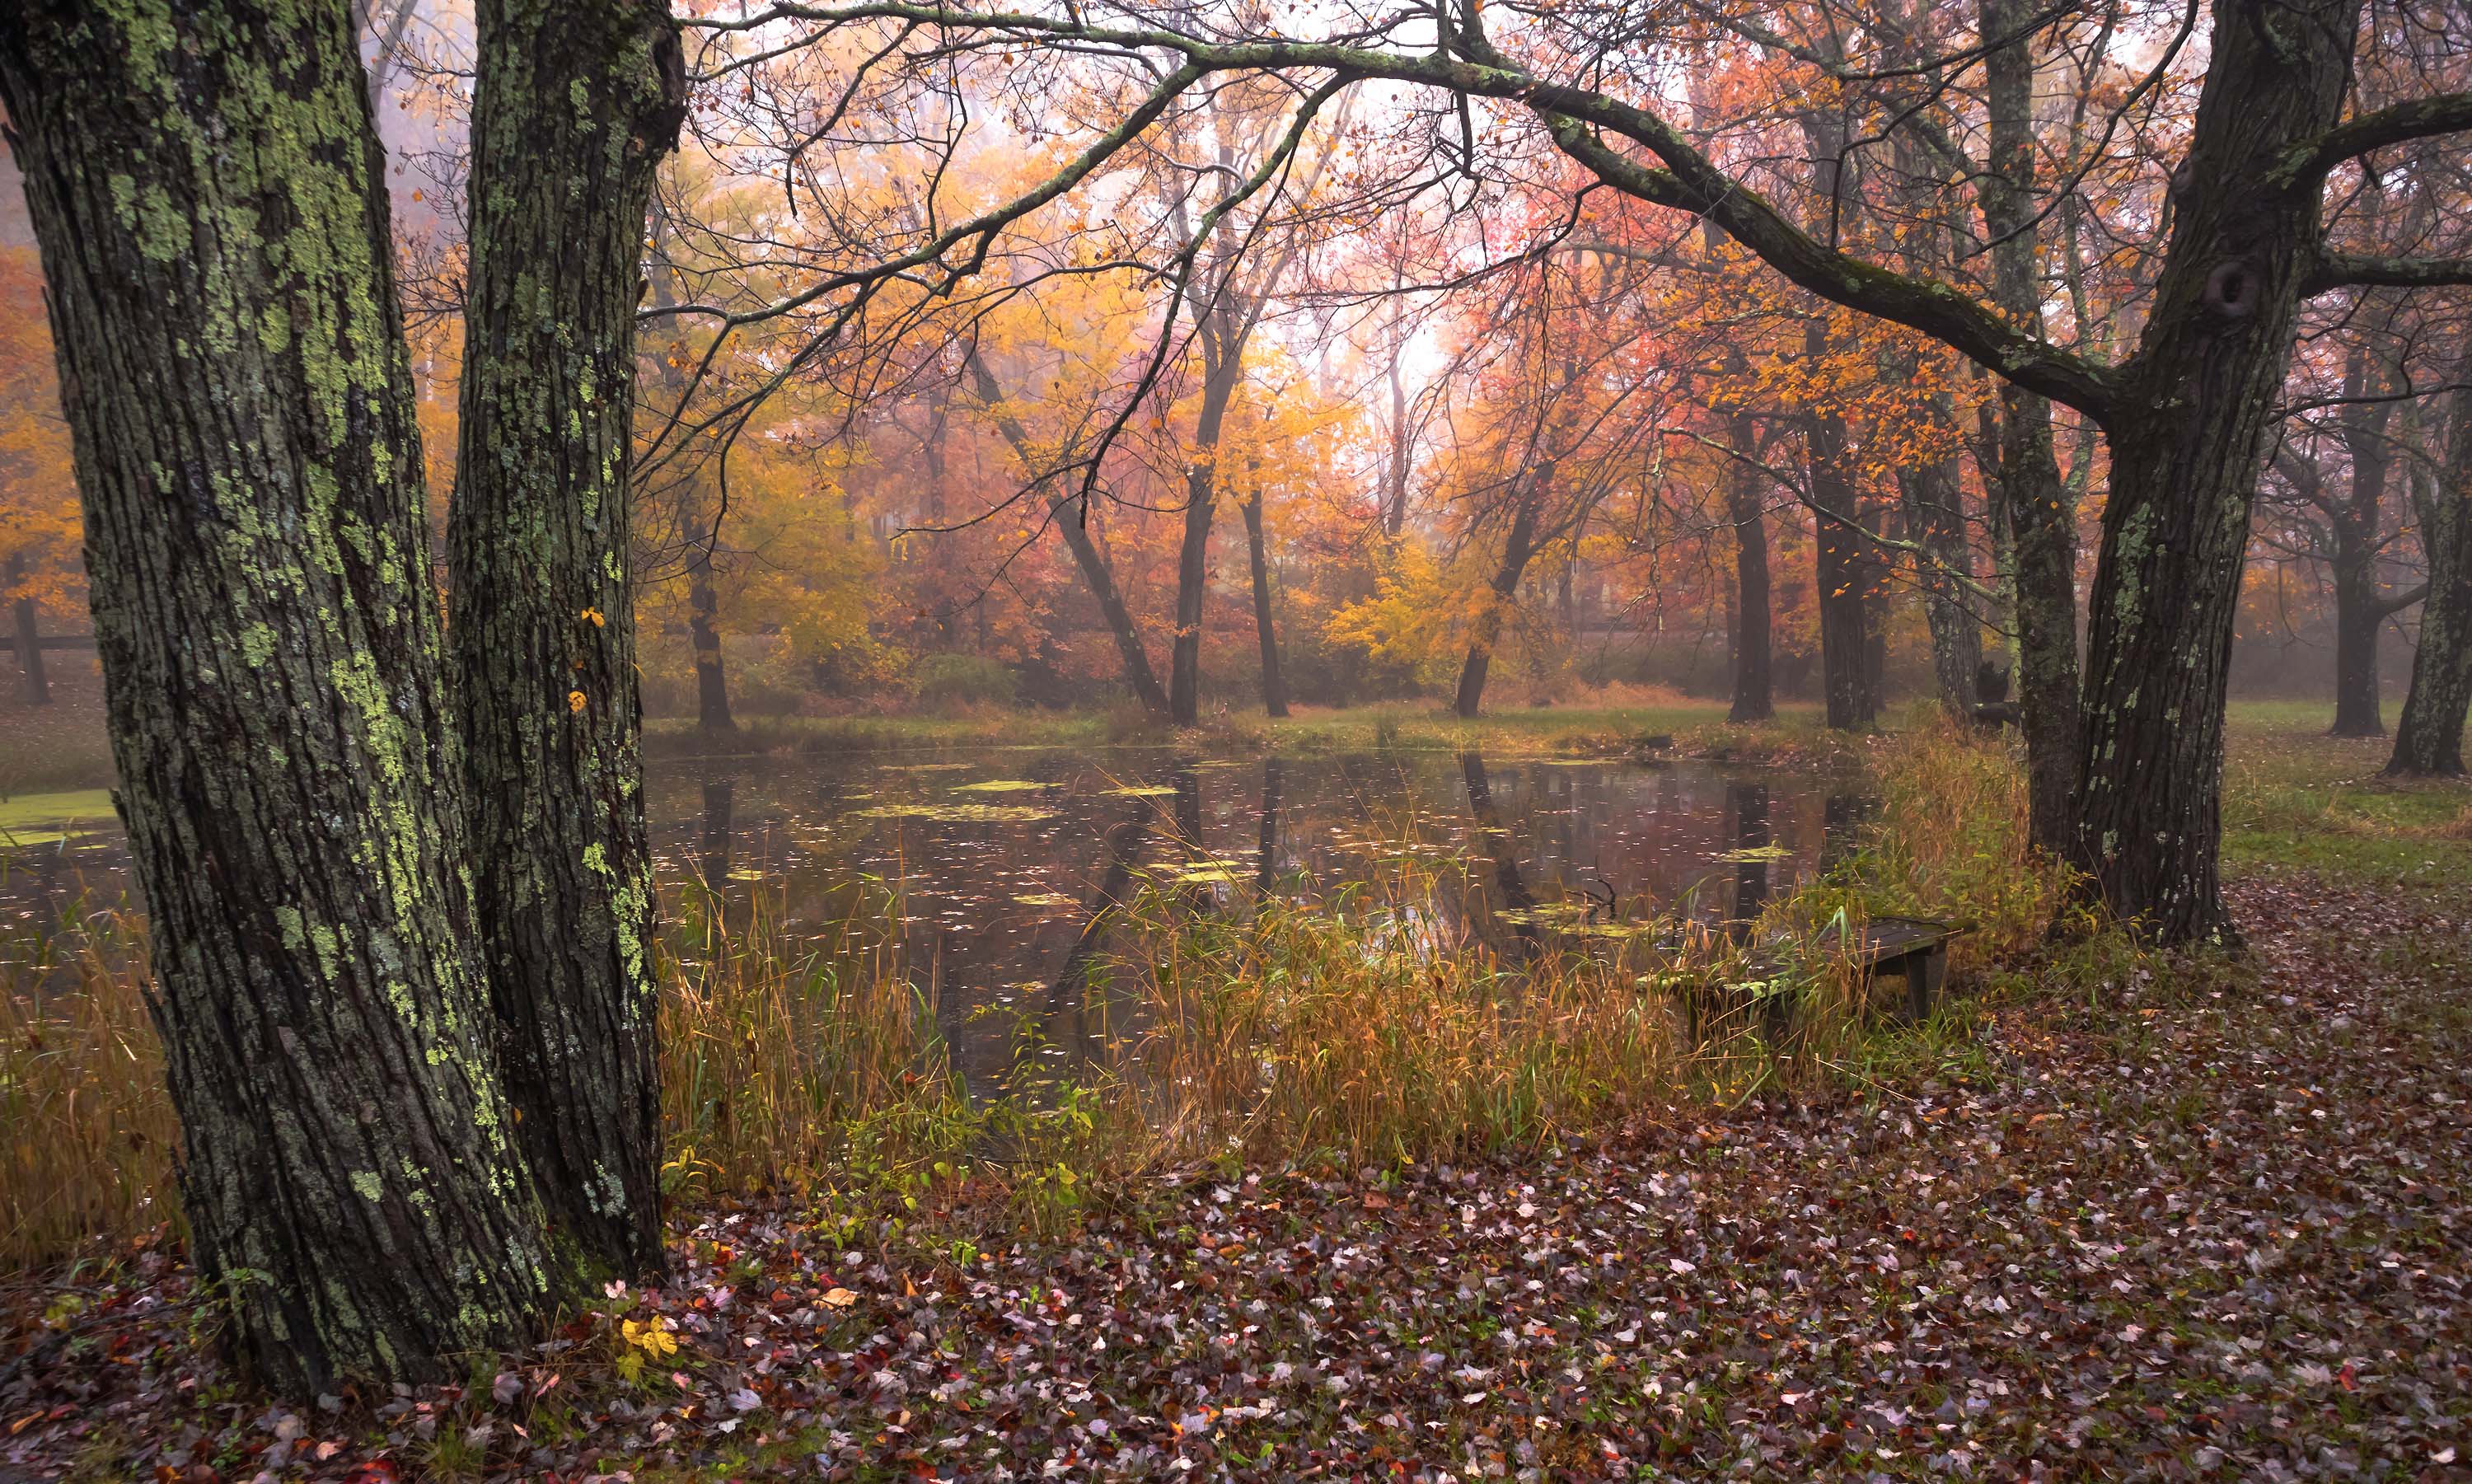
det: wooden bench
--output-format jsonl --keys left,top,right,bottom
{"left": 1823, "top": 915, "right": 1963, "bottom": 1021}
{"left": 1661, "top": 915, "right": 1964, "bottom": 1047}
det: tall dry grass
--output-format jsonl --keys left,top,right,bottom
{"left": 0, "top": 904, "right": 176, "bottom": 1266}
{"left": 654, "top": 884, "right": 971, "bottom": 1203}
{"left": 2, "top": 722, "right": 2064, "bottom": 1266}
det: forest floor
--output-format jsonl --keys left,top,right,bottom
{"left": 5, "top": 714, "right": 2470, "bottom": 1482}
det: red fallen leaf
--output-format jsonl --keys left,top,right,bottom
{"left": 1363, "top": 1192, "right": 1391, "bottom": 1210}
{"left": 343, "top": 1463, "right": 400, "bottom": 1484}
{"left": 2338, "top": 1362, "right": 2358, "bottom": 1392}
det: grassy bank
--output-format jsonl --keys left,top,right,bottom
{"left": 644, "top": 691, "right": 1837, "bottom": 765}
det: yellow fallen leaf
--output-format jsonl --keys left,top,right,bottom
{"left": 822, "top": 1287, "right": 859, "bottom": 1309}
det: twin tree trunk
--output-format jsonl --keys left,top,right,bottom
{"left": 2, "top": 0, "right": 683, "bottom": 1384}
{"left": 2067, "top": 0, "right": 2356, "bottom": 942}
{"left": 0, "top": 0, "right": 554, "bottom": 1388}
{"left": 2388, "top": 381, "right": 2472, "bottom": 775}
{"left": 447, "top": 0, "right": 683, "bottom": 1280}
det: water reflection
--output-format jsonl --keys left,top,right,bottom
{"left": 1, "top": 747, "right": 1871, "bottom": 1081}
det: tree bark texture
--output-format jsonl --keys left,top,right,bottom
{"left": 2388, "top": 382, "right": 2472, "bottom": 775}
{"left": 0, "top": 0, "right": 552, "bottom": 1390}
{"left": 1239, "top": 485, "right": 1289, "bottom": 717}
{"left": 447, "top": 0, "right": 684, "bottom": 1281}
{"left": 1979, "top": 0, "right": 2081, "bottom": 856}
{"left": 2069, "top": 0, "right": 2357, "bottom": 942}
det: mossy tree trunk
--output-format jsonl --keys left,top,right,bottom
{"left": 447, "top": 0, "right": 684, "bottom": 1281}
{"left": 2068, "top": 0, "right": 2357, "bottom": 942}
{"left": 2388, "top": 382, "right": 2472, "bottom": 776}
{"left": 0, "top": 0, "right": 553, "bottom": 1389}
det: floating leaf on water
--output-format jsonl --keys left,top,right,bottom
{"left": 1496, "top": 902, "right": 1589, "bottom": 925}
{"left": 1014, "top": 892, "right": 1079, "bottom": 908}
{"left": 850, "top": 803, "right": 1056, "bottom": 823}
{"left": 1567, "top": 921, "right": 1658, "bottom": 939}
{"left": 1150, "top": 863, "right": 1243, "bottom": 886}
{"left": 1100, "top": 784, "right": 1178, "bottom": 798}
{"left": 949, "top": 779, "right": 1047, "bottom": 793}
{"left": 878, "top": 761, "right": 974, "bottom": 771}
{"left": 0, "top": 789, "right": 115, "bottom": 835}
{"left": 1712, "top": 845, "right": 1791, "bottom": 863}
{"left": 725, "top": 868, "right": 767, "bottom": 882}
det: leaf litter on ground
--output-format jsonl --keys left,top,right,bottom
{"left": 5, "top": 874, "right": 2467, "bottom": 1482}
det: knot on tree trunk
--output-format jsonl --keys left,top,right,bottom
{"left": 2203, "top": 258, "right": 2262, "bottom": 320}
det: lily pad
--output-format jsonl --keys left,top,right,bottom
{"left": 0, "top": 789, "right": 116, "bottom": 848}
{"left": 1014, "top": 892, "right": 1079, "bottom": 908}
{"left": 1101, "top": 784, "right": 1179, "bottom": 798}
{"left": 950, "top": 779, "right": 1047, "bottom": 793}
{"left": 1712, "top": 844, "right": 1791, "bottom": 863}
{"left": 851, "top": 803, "right": 1056, "bottom": 823}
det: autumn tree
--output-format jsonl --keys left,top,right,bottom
{"left": 0, "top": 247, "right": 77, "bottom": 707}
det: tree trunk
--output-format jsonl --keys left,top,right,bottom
{"left": 1383, "top": 298, "right": 1413, "bottom": 538}
{"left": 5, "top": 553, "right": 49, "bottom": 706}
{"left": 2388, "top": 382, "right": 2472, "bottom": 776}
{"left": 2069, "top": 0, "right": 2355, "bottom": 942}
{"left": 1454, "top": 485, "right": 1543, "bottom": 719}
{"left": 1897, "top": 432, "right": 1983, "bottom": 714}
{"left": 1168, "top": 378, "right": 1238, "bottom": 724}
{"left": 1721, "top": 383, "right": 1772, "bottom": 725}
{"left": 2327, "top": 522, "right": 2388, "bottom": 737}
{"left": 964, "top": 353, "right": 1168, "bottom": 714}
{"left": 2326, "top": 354, "right": 2398, "bottom": 737}
{"left": 446, "top": 0, "right": 682, "bottom": 1281}
{"left": 1979, "top": 0, "right": 2081, "bottom": 856}
{"left": 0, "top": 0, "right": 552, "bottom": 1389}
{"left": 687, "top": 511, "right": 735, "bottom": 734}
{"left": 1239, "top": 486, "right": 1289, "bottom": 717}
{"left": 1808, "top": 385, "right": 1877, "bottom": 730}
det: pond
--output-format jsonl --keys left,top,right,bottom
{"left": 1, "top": 748, "right": 1870, "bottom": 1086}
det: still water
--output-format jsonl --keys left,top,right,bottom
{"left": 2, "top": 748, "right": 1868, "bottom": 1083}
